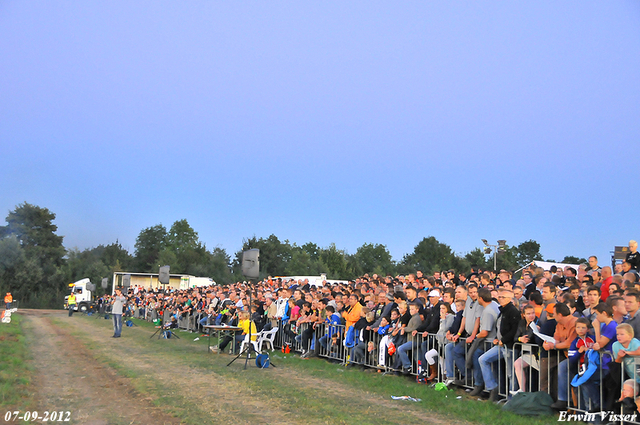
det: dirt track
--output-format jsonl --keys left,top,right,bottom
{"left": 18, "top": 309, "right": 461, "bottom": 425}
{"left": 22, "top": 310, "right": 182, "bottom": 425}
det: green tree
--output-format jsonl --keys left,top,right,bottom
{"left": 134, "top": 224, "right": 168, "bottom": 272}
{"left": 234, "top": 235, "right": 293, "bottom": 278}
{"left": 0, "top": 202, "right": 65, "bottom": 267}
{"left": 464, "top": 248, "right": 488, "bottom": 270}
{"left": 320, "top": 243, "right": 348, "bottom": 279}
{"left": 167, "top": 219, "right": 201, "bottom": 254}
{"left": 400, "top": 236, "right": 459, "bottom": 274}
{"left": 354, "top": 243, "right": 396, "bottom": 276}
{"left": 514, "top": 240, "right": 544, "bottom": 266}
{"left": 561, "top": 256, "right": 587, "bottom": 265}
{"left": 205, "top": 247, "right": 233, "bottom": 284}
{"left": 301, "top": 242, "right": 321, "bottom": 261}
{"left": 101, "top": 241, "right": 133, "bottom": 271}
{"left": 0, "top": 203, "right": 67, "bottom": 307}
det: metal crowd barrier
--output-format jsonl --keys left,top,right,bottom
{"left": 124, "top": 302, "right": 640, "bottom": 421}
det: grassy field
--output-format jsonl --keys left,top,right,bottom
{"left": 5, "top": 311, "right": 559, "bottom": 425}
{"left": 0, "top": 314, "right": 35, "bottom": 411}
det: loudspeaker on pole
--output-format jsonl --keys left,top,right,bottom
{"left": 242, "top": 249, "right": 260, "bottom": 278}
{"left": 159, "top": 266, "right": 170, "bottom": 285}
{"left": 123, "top": 274, "right": 131, "bottom": 289}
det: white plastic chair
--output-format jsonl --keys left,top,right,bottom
{"left": 258, "top": 327, "right": 278, "bottom": 351}
{"left": 240, "top": 333, "right": 261, "bottom": 357}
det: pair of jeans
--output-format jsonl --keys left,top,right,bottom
{"left": 445, "top": 340, "right": 468, "bottom": 379}
{"left": 557, "top": 359, "right": 570, "bottom": 402}
{"left": 478, "top": 345, "right": 512, "bottom": 391}
{"left": 112, "top": 313, "right": 123, "bottom": 337}
{"left": 398, "top": 340, "right": 416, "bottom": 369}
{"left": 471, "top": 347, "right": 485, "bottom": 387}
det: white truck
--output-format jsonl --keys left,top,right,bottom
{"left": 64, "top": 278, "right": 96, "bottom": 313}
{"left": 179, "top": 276, "right": 215, "bottom": 290}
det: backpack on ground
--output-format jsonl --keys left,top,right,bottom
{"left": 502, "top": 391, "right": 554, "bottom": 416}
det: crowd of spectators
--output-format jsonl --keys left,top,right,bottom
{"left": 112, "top": 240, "right": 640, "bottom": 419}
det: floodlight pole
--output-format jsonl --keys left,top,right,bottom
{"left": 482, "top": 239, "right": 505, "bottom": 271}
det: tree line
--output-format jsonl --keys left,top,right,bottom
{"left": 0, "top": 202, "right": 586, "bottom": 308}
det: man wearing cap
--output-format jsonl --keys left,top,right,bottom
{"left": 420, "top": 289, "right": 443, "bottom": 334}
{"left": 416, "top": 289, "right": 444, "bottom": 374}
{"left": 4, "top": 292, "right": 12, "bottom": 310}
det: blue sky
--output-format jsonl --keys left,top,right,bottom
{"left": 1, "top": 1, "right": 639, "bottom": 268}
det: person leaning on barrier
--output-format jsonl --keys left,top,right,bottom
{"left": 466, "top": 288, "right": 500, "bottom": 396}
{"left": 547, "top": 302, "right": 579, "bottom": 410}
{"left": 511, "top": 304, "right": 539, "bottom": 395}
{"left": 604, "top": 323, "right": 640, "bottom": 413}
{"left": 567, "top": 317, "right": 596, "bottom": 409}
{"left": 343, "top": 293, "right": 363, "bottom": 330}
{"left": 396, "top": 302, "right": 424, "bottom": 373}
{"left": 443, "top": 284, "right": 481, "bottom": 387}
{"left": 352, "top": 310, "right": 376, "bottom": 367}
{"left": 477, "top": 288, "right": 521, "bottom": 401}
{"left": 318, "top": 305, "right": 342, "bottom": 354}
{"left": 582, "top": 286, "right": 601, "bottom": 325}
{"left": 421, "top": 301, "right": 457, "bottom": 383}
{"left": 377, "top": 308, "right": 401, "bottom": 368}
{"left": 297, "top": 301, "right": 319, "bottom": 357}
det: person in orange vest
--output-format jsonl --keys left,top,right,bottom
{"left": 4, "top": 292, "right": 12, "bottom": 310}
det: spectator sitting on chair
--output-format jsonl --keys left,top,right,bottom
{"left": 218, "top": 311, "right": 256, "bottom": 355}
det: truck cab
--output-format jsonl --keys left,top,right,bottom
{"left": 64, "top": 278, "right": 95, "bottom": 313}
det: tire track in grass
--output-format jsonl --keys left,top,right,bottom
{"left": 56, "top": 313, "right": 297, "bottom": 425}
{"left": 62, "top": 314, "right": 463, "bottom": 424}
{"left": 22, "top": 310, "right": 182, "bottom": 425}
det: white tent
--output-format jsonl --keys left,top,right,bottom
{"left": 532, "top": 261, "right": 582, "bottom": 271}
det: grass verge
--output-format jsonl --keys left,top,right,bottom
{"left": 0, "top": 314, "right": 35, "bottom": 410}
